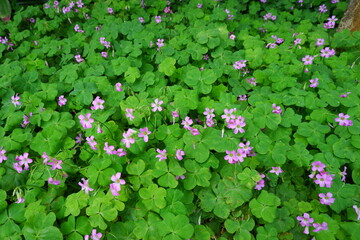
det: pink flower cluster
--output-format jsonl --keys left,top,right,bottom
{"left": 156, "top": 39, "right": 165, "bottom": 51}
{"left": 324, "top": 16, "right": 338, "bottom": 29}
{"left": 222, "top": 108, "right": 246, "bottom": 134}
{"left": 100, "top": 37, "right": 111, "bottom": 48}
{"left": 225, "top": 9, "right": 233, "bottom": 20}
{"left": 84, "top": 229, "right": 102, "bottom": 240}
{"left": 224, "top": 141, "right": 253, "bottom": 164}
{"left": 233, "top": 60, "right": 247, "bottom": 70}
{"left": 309, "top": 161, "right": 334, "bottom": 188}
{"left": 297, "top": 213, "right": 328, "bottom": 234}
{"left": 203, "top": 108, "right": 215, "bottom": 127}
{"left": 263, "top": 12, "right": 276, "bottom": 21}
{"left": 335, "top": 113, "right": 353, "bottom": 126}
{"left": 320, "top": 47, "right": 336, "bottom": 58}
{"left": 181, "top": 116, "right": 200, "bottom": 136}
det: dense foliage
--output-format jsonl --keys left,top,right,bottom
{"left": 0, "top": 0, "right": 359, "bottom": 239}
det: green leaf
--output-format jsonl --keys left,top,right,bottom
{"left": 159, "top": 57, "right": 176, "bottom": 76}
{"left": 157, "top": 212, "right": 194, "bottom": 239}
{"left": 111, "top": 57, "right": 130, "bottom": 76}
{"left": 125, "top": 67, "right": 140, "bottom": 83}
{"left": 183, "top": 68, "right": 217, "bottom": 94}
{"left": 249, "top": 191, "right": 281, "bottom": 223}
{"left": 139, "top": 184, "right": 167, "bottom": 211}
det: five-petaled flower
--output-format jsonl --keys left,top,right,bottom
{"left": 156, "top": 149, "right": 167, "bottom": 161}
{"left": 335, "top": 113, "right": 353, "bottom": 126}
{"left": 91, "top": 96, "right": 105, "bottom": 110}
{"left": 151, "top": 98, "right": 163, "bottom": 112}
{"left": 176, "top": 149, "right": 185, "bottom": 160}
{"left": 0, "top": 148, "right": 7, "bottom": 163}
{"left": 79, "top": 178, "right": 94, "bottom": 194}
{"left": 79, "top": 113, "right": 94, "bottom": 129}
{"left": 58, "top": 95, "right": 67, "bottom": 107}
{"left": 11, "top": 93, "right": 22, "bottom": 107}
{"left": 318, "top": 192, "right": 335, "bottom": 206}
{"left": 138, "top": 127, "right": 152, "bottom": 142}
{"left": 110, "top": 172, "right": 126, "bottom": 196}
{"left": 269, "top": 167, "right": 283, "bottom": 176}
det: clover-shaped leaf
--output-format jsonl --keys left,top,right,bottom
{"left": 249, "top": 191, "right": 281, "bottom": 223}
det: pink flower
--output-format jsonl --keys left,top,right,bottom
{"left": 272, "top": 104, "right": 282, "bottom": 114}
{"left": 312, "top": 161, "right": 326, "bottom": 172}
{"left": 224, "top": 150, "right": 237, "bottom": 164}
{"left": 151, "top": 98, "right": 163, "bottom": 112}
{"left": 181, "top": 116, "right": 193, "bottom": 130}
{"left": 108, "top": 8, "right": 113, "bottom": 14}
{"left": 48, "top": 158, "right": 62, "bottom": 170}
{"left": 0, "top": 148, "right": 7, "bottom": 163}
{"left": 156, "top": 39, "right": 165, "bottom": 50}
{"left": 238, "top": 141, "right": 253, "bottom": 156}
{"left": 86, "top": 136, "right": 98, "bottom": 150}
{"left": 101, "top": 52, "right": 108, "bottom": 58}
{"left": 229, "top": 34, "right": 236, "bottom": 40}
{"left": 113, "top": 148, "right": 126, "bottom": 157}
{"left": 79, "top": 178, "right": 94, "bottom": 194}
{"left": 90, "top": 229, "right": 102, "bottom": 240}
{"left": 75, "top": 54, "right": 84, "bottom": 63}
{"left": 335, "top": 113, "right": 353, "bottom": 126}
{"left": 309, "top": 78, "right": 319, "bottom": 88}
{"left": 78, "top": 113, "right": 94, "bottom": 129}
{"left": 269, "top": 167, "right": 283, "bottom": 175}
{"left": 155, "top": 16, "right": 162, "bottom": 23}
{"left": 221, "top": 108, "right": 236, "bottom": 122}
{"left": 254, "top": 174, "right": 265, "bottom": 190}
{"left": 18, "top": 153, "right": 33, "bottom": 171}
{"left": 340, "top": 166, "right": 347, "bottom": 182}
{"left": 176, "top": 149, "right": 185, "bottom": 160}
{"left": 11, "top": 93, "right": 22, "bottom": 107}
{"left": 190, "top": 128, "right": 200, "bottom": 136}
{"left": 104, "top": 142, "right": 115, "bottom": 155}
{"left": 313, "top": 222, "right": 328, "bottom": 232}
{"left": 233, "top": 60, "right": 247, "bottom": 70}
{"left": 122, "top": 129, "right": 136, "bottom": 148}
{"left": 297, "top": 213, "right": 314, "bottom": 227}
{"left": 318, "top": 192, "right": 335, "bottom": 206}
{"left": 197, "top": 3, "right": 202, "bottom": 8}
{"left": 91, "top": 96, "right": 105, "bottom": 110}
{"left": 314, "top": 172, "right": 334, "bottom": 188}
{"left": 156, "top": 149, "right": 167, "bottom": 161}
{"left": 110, "top": 173, "right": 126, "bottom": 196}
{"left": 58, "top": 95, "right": 67, "bottom": 107}
{"left": 203, "top": 108, "right": 215, "bottom": 119}
{"left": 353, "top": 205, "right": 360, "bottom": 220}
{"left": 227, "top": 117, "right": 246, "bottom": 134}
{"left": 247, "top": 77, "right": 257, "bottom": 86}
{"left": 172, "top": 111, "right": 179, "bottom": 118}
{"left": 115, "top": 82, "right": 122, "bottom": 92}
{"left": 48, "top": 177, "right": 61, "bottom": 185}
{"left": 125, "top": 108, "right": 135, "bottom": 121}
{"left": 316, "top": 38, "right": 325, "bottom": 47}
{"left": 340, "top": 92, "right": 351, "bottom": 98}
{"left": 318, "top": 4, "right": 327, "bottom": 13}
{"left": 138, "top": 17, "right": 144, "bottom": 23}
{"left": 320, "top": 47, "right": 336, "bottom": 58}
{"left": 302, "top": 55, "right": 314, "bottom": 65}
{"left": 138, "top": 127, "right": 151, "bottom": 142}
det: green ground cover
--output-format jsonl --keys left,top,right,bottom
{"left": 0, "top": 0, "right": 359, "bottom": 239}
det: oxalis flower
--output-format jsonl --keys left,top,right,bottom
{"left": 110, "top": 173, "right": 126, "bottom": 196}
